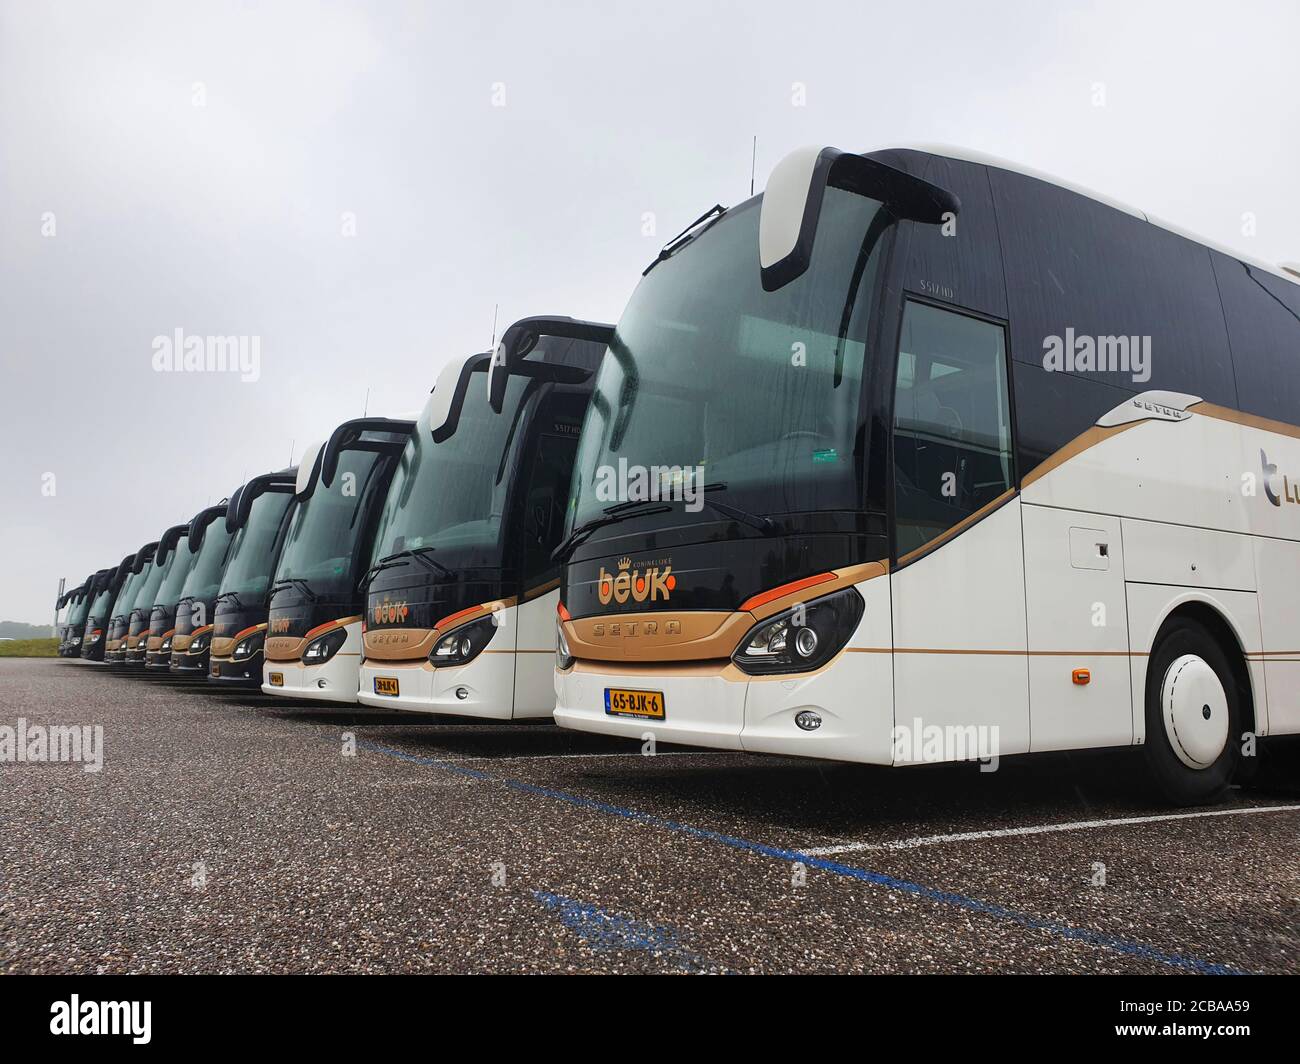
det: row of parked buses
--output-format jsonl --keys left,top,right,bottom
{"left": 56, "top": 145, "right": 1300, "bottom": 805}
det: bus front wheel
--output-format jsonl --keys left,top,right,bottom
{"left": 1143, "top": 617, "right": 1240, "bottom": 806}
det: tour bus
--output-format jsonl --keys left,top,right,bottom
{"left": 551, "top": 144, "right": 1300, "bottom": 805}
{"left": 55, "top": 585, "right": 78, "bottom": 644}
{"left": 57, "top": 575, "right": 98, "bottom": 657}
{"left": 56, "top": 580, "right": 87, "bottom": 656}
{"left": 209, "top": 468, "right": 297, "bottom": 687}
{"left": 357, "top": 317, "right": 611, "bottom": 717}
{"left": 169, "top": 503, "right": 234, "bottom": 676}
{"left": 105, "top": 542, "right": 158, "bottom": 664}
{"left": 262, "top": 418, "right": 413, "bottom": 702}
{"left": 126, "top": 524, "right": 187, "bottom": 667}
{"left": 145, "top": 522, "right": 200, "bottom": 671}
{"left": 80, "top": 557, "right": 133, "bottom": 662}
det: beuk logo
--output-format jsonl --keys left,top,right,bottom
{"left": 597, "top": 556, "right": 676, "bottom": 606}
{"left": 372, "top": 598, "right": 410, "bottom": 624}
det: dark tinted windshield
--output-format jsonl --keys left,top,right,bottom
{"left": 275, "top": 449, "right": 384, "bottom": 596}
{"left": 218, "top": 490, "right": 293, "bottom": 599}
{"left": 179, "top": 522, "right": 233, "bottom": 602}
{"left": 111, "top": 569, "right": 142, "bottom": 619}
{"left": 131, "top": 560, "right": 164, "bottom": 616}
{"left": 155, "top": 538, "right": 196, "bottom": 609}
{"left": 370, "top": 372, "right": 527, "bottom": 562}
{"left": 568, "top": 190, "right": 887, "bottom": 530}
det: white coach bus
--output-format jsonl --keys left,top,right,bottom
{"left": 553, "top": 144, "right": 1300, "bottom": 804}
{"left": 357, "top": 317, "right": 611, "bottom": 718}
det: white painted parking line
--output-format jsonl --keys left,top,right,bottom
{"left": 800, "top": 803, "right": 1300, "bottom": 856}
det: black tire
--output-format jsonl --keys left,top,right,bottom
{"left": 1143, "top": 617, "right": 1240, "bottom": 806}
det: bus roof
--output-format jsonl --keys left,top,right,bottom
{"left": 899, "top": 144, "right": 1299, "bottom": 288}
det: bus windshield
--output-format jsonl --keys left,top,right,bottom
{"left": 132, "top": 560, "right": 164, "bottom": 616}
{"left": 274, "top": 449, "right": 383, "bottom": 596}
{"left": 155, "top": 539, "right": 196, "bottom": 609}
{"left": 218, "top": 490, "right": 293, "bottom": 599}
{"left": 111, "top": 570, "right": 141, "bottom": 619}
{"left": 66, "top": 592, "right": 90, "bottom": 626}
{"left": 89, "top": 584, "right": 115, "bottom": 619}
{"left": 567, "top": 189, "right": 889, "bottom": 531}
{"left": 370, "top": 371, "right": 528, "bottom": 563}
{"left": 179, "top": 522, "right": 233, "bottom": 603}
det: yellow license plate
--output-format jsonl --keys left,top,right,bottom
{"left": 268, "top": 672, "right": 284, "bottom": 687}
{"left": 374, "top": 676, "right": 400, "bottom": 697}
{"left": 604, "top": 688, "right": 665, "bottom": 719}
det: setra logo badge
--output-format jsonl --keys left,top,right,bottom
{"left": 597, "top": 556, "right": 676, "bottom": 606}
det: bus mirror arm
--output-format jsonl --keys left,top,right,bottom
{"left": 759, "top": 146, "right": 961, "bottom": 292}
{"left": 489, "top": 316, "right": 615, "bottom": 414}
{"left": 320, "top": 417, "right": 417, "bottom": 488}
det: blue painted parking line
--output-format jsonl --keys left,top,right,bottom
{"left": 532, "top": 890, "right": 722, "bottom": 972}
{"left": 354, "top": 738, "right": 1243, "bottom": 975}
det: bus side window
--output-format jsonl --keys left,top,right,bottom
{"left": 892, "top": 301, "right": 1014, "bottom": 558}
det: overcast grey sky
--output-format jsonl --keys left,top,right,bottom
{"left": 3, "top": 0, "right": 1298, "bottom": 623}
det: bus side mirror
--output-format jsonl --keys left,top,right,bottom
{"left": 759, "top": 146, "right": 961, "bottom": 292}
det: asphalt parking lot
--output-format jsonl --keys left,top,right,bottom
{"left": 2, "top": 658, "right": 1297, "bottom": 974}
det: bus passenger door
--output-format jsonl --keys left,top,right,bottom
{"left": 888, "top": 300, "right": 1030, "bottom": 761}
{"left": 512, "top": 416, "right": 581, "bottom": 718}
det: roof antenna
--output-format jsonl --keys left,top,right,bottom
{"left": 750, "top": 135, "right": 757, "bottom": 197}
{"left": 490, "top": 303, "right": 499, "bottom": 352}
{"left": 363, "top": 386, "right": 370, "bottom": 417}
{"left": 288, "top": 438, "right": 295, "bottom": 466}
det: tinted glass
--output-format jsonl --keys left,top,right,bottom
{"left": 218, "top": 490, "right": 293, "bottom": 598}
{"left": 568, "top": 190, "right": 886, "bottom": 530}
{"left": 892, "top": 301, "right": 1014, "bottom": 557}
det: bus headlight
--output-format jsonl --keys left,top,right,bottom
{"left": 159, "top": 636, "right": 173, "bottom": 653}
{"left": 429, "top": 617, "right": 495, "bottom": 667}
{"left": 556, "top": 621, "right": 574, "bottom": 671}
{"left": 732, "top": 587, "right": 864, "bottom": 676}
{"left": 303, "top": 627, "right": 348, "bottom": 664}
{"left": 232, "top": 632, "right": 264, "bottom": 661}
{"left": 189, "top": 633, "right": 210, "bottom": 654}
{"left": 88, "top": 630, "right": 103, "bottom": 645}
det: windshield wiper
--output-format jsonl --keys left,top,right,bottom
{"left": 643, "top": 204, "right": 727, "bottom": 275}
{"left": 551, "top": 503, "right": 672, "bottom": 563}
{"left": 214, "top": 590, "right": 243, "bottom": 609}
{"left": 359, "top": 547, "right": 454, "bottom": 589}
{"left": 270, "top": 577, "right": 318, "bottom": 602}
{"left": 692, "top": 483, "right": 776, "bottom": 534}
{"left": 551, "top": 482, "right": 775, "bottom": 563}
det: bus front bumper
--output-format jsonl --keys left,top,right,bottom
{"left": 208, "top": 653, "right": 264, "bottom": 687}
{"left": 357, "top": 653, "right": 515, "bottom": 719}
{"left": 262, "top": 655, "right": 360, "bottom": 703}
{"left": 553, "top": 658, "right": 894, "bottom": 764}
{"left": 170, "top": 651, "right": 210, "bottom": 675}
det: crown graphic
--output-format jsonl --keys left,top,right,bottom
{"left": 617, "top": 556, "right": 632, "bottom": 571}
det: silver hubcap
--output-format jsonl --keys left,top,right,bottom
{"left": 1161, "top": 654, "right": 1229, "bottom": 769}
